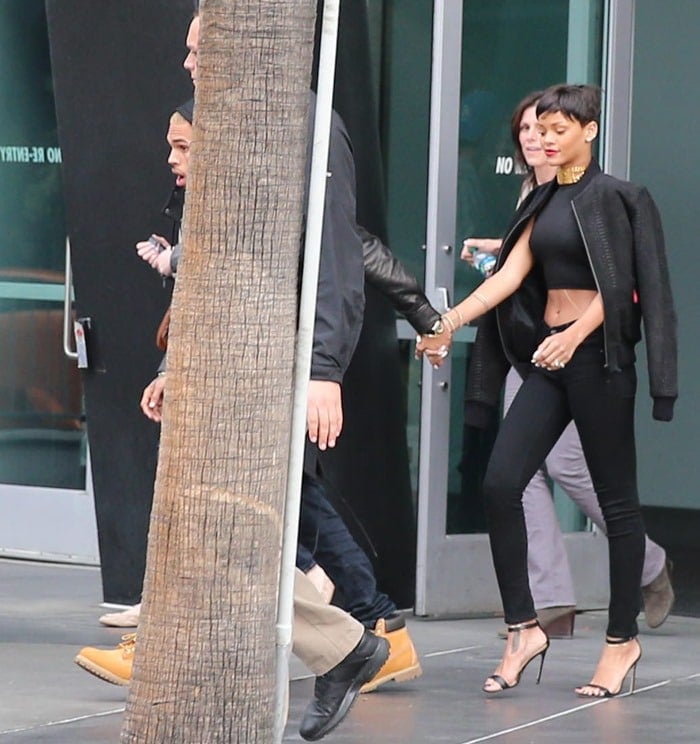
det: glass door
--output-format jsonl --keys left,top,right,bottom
{"left": 0, "top": 0, "right": 97, "bottom": 563}
{"left": 413, "top": 0, "right": 607, "bottom": 615}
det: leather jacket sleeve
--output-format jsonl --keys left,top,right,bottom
{"left": 358, "top": 225, "right": 440, "bottom": 334}
{"left": 632, "top": 187, "right": 678, "bottom": 420}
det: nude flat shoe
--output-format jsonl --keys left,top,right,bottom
{"left": 98, "top": 603, "right": 141, "bottom": 627}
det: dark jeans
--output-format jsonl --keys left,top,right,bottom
{"left": 296, "top": 473, "right": 397, "bottom": 627}
{"left": 483, "top": 324, "right": 644, "bottom": 638}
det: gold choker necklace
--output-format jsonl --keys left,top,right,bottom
{"left": 557, "top": 165, "right": 587, "bottom": 185}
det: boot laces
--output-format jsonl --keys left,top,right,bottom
{"left": 119, "top": 633, "right": 137, "bottom": 657}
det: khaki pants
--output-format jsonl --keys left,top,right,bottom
{"left": 293, "top": 568, "right": 363, "bottom": 676}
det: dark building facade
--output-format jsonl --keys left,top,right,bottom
{"left": 1, "top": 0, "right": 698, "bottom": 615}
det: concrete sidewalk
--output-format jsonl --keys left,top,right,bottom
{"left": 1, "top": 558, "right": 698, "bottom": 743}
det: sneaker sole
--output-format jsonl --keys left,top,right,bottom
{"left": 302, "top": 638, "right": 390, "bottom": 741}
{"left": 360, "top": 661, "right": 423, "bottom": 693}
{"left": 74, "top": 654, "right": 130, "bottom": 686}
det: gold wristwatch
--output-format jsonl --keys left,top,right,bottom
{"left": 425, "top": 319, "right": 445, "bottom": 337}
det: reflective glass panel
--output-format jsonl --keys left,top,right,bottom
{"left": 0, "top": 1, "right": 85, "bottom": 490}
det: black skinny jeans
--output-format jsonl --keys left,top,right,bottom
{"left": 483, "top": 324, "right": 644, "bottom": 639}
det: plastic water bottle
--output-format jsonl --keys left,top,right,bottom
{"left": 472, "top": 251, "right": 497, "bottom": 277}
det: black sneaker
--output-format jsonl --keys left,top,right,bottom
{"left": 299, "top": 630, "right": 390, "bottom": 741}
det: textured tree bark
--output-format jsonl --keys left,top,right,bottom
{"left": 121, "top": 0, "right": 317, "bottom": 740}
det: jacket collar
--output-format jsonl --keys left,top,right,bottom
{"left": 162, "top": 185, "right": 185, "bottom": 223}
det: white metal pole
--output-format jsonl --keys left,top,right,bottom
{"left": 273, "top": 1, "right": 341, "bottom": 740}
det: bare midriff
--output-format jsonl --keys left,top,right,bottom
{"left": 544, "top": 288, "right": 598, "bottom": 326}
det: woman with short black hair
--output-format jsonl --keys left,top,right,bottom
{"left": 418, "top": 83, "right": 677, "bottom": 698}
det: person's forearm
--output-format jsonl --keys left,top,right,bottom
{"left": 417, "top": 221, "right": 533, "bottom": 362}
{"left": 442, "top": 270, "right": 520, "bottom": 332}
{"left": 566, "top": 294, "right": 604, "bottom": 346}
{"left": 444, "top": 222, "right": 533, "bottom": 332}
{"left": 360, "top": 228, "right": 440, "bottom": 333}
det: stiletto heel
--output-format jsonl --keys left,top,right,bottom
{"left": 575, "top": 636, "right": 642, "bottom": 698}
{"left": 483, "top": 619, "right": 550, "bottom": 694}
{"left": 629, "top": 659, "right": 637, "bottom": 695}
{"left": 535, "top": 644, "right": 548, "bottom": 684}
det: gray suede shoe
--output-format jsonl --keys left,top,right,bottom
{"left": 99, "top": 603, "right": 141, "bottom": 628}
{"left": 642, "top": 559, "right": 675, "bottom": 629}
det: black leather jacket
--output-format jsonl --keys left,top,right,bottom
{"left": 359, "top": 226, "right": 440, "bottom": 334}
{"left": 466, "top": 161, "right": 677, "bottom": 423}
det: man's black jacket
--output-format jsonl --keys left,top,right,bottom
{"left": 306, "top": 94, "right": 441, "bottom": 373}
{"left": 360, "top": 226, "right": 440, "bottom": 335}
{"left": 304, "top": 102, "right": 365, "bottom": 385}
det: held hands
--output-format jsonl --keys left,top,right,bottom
{"left": 307, "top": 380, "right": 343, "bottom": 451}
{"left": 415, "top": 324, "right": 453, "bottom": 368}
{"left": 531, "top": 330, "right": 578, "bottom": 371}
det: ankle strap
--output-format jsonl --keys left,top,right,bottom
{"left": 507, "top": 619, "right": 540, "bottom": 632}
{"left": 605, "top": 635, "right": 637, "bottom": 645}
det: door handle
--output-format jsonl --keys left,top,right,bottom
{"left": 63, "top": 237, "right": 78, "bottom": 360}
{"left": 435, "top": 286, "right": 451, "bottom": 313}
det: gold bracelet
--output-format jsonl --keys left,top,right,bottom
{"left": 452, "top": 306, "right": 465, "bottom": 328}
{"left": 442, "top": 313, "right": 457, "bottom": 333}
{"left": 472, "top": 291, "right": 491, "bottom": 312}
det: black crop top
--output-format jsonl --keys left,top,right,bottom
{"left": 529, "top": 178, "right": 597, "bottom": 290}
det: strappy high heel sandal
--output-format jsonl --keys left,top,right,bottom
{"left": 575, "top": 636, "right": 642, "bottom": 698}
{"left": 483, "top": 619, "right": 550, "bottom": 693}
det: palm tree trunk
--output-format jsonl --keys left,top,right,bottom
{"left": 121, "top": 0, "right": 317, "bottom": 740}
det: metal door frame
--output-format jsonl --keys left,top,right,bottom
{"left": 413, "top": 0, "right": 500, "bottom": 617}
{"left": 0, "top": 243, "right": 98, "bottom": 564}
{"left": 0, "top": 464, "right": 98, "bottom": 565}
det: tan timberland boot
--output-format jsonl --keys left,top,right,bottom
{"left": 360, "top": 615, "right": 422, "bottom": 693}
{"left": 74, "top": 633, "right": 136, "bottom": 686}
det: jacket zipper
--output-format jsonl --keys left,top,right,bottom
{"left": 571, "top": 201, "right": 609, "bottom": 367}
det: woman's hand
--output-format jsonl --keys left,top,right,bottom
{"left": 531, "top": 330, "right": 579, "bottom": 371}
{"left": 461, "top": 237, "right": 502, "bottom": 263}
{"left": 534, "top": 294, "right": 604, "bottom": 370}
